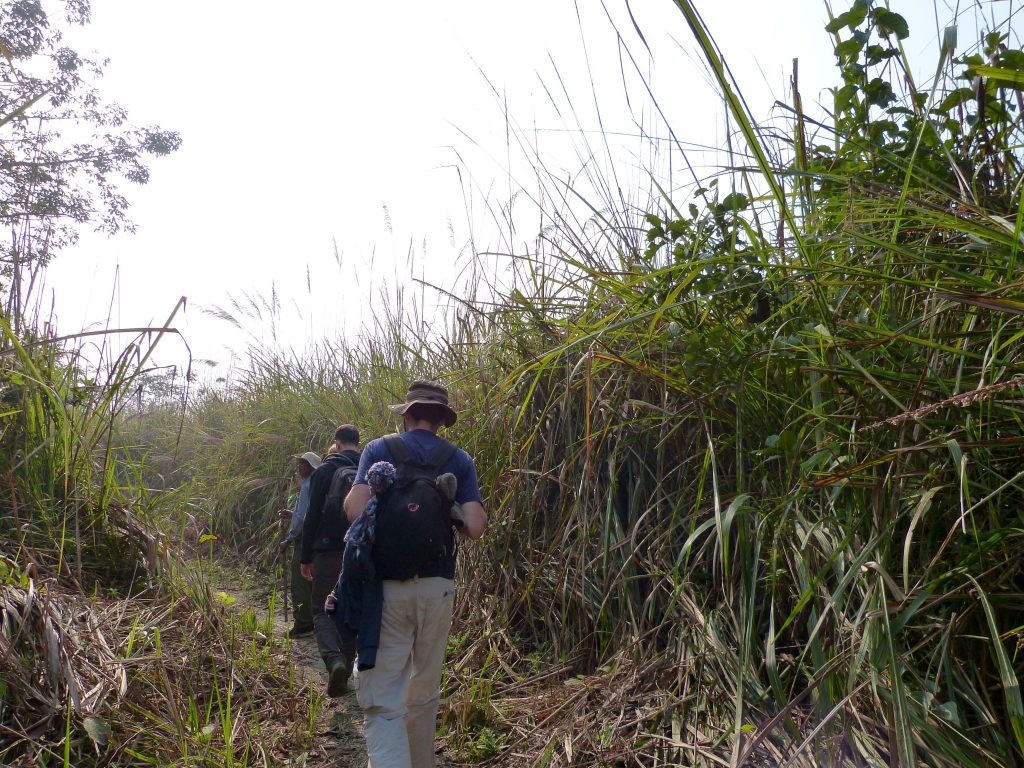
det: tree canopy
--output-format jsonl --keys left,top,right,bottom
{"left": 0, "top": 0, "right": 180, "bottom": 317}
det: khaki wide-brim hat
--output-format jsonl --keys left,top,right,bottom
{"left": 291, "top": 451, "right": 322, "bottom": 469}
{"left": 388, "top": 380, "right": 458, "bottom": 426}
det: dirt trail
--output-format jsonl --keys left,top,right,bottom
{"left": 285, "top": 631, "right": 368, "bottom": 766}
{"left": 219, "top": 565, "right": 367, "bottom": 766}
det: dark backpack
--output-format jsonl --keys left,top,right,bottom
{"left": 312, "top": 462, "right": 357, "bottom": 547}
{"left": 373, "top": 434, "right": 457, "bottom": 580}
{"left": 324, "top": 464, "right": 358, "bottom": 521}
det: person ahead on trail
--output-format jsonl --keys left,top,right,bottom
{"left": 342, "top": 380, "right": 486, "bottom": 768}
{"left": 276, "top": 450, "right": 321, "bottom": 637}
{"left": 300, "top": 424, "right": 361, "bottom": 697}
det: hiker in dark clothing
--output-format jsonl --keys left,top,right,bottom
{"left": 300, "top": 424, "right": 361, "bottom": 697}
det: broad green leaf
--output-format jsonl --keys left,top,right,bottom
{"left": 967, "top": 64, "right": 1024, "bottom": 87}
{"left": 873, "top": 9, "right": 910, "bottom": 40}
{"left": 826, "top": 4, "right": 868, "bottom": 33}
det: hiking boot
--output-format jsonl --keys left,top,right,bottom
{"left": 287, "top": 623, "right": 314, "bottom": 638}
{"left": 327, "top": 659, "right": 351, "bottom": 697}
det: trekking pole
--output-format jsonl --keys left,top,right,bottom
{"left": 282, "top": 552, "right": 289, "bottom": 626}
{"left": 279, "top": 514, "right": 289, "bottom": 627}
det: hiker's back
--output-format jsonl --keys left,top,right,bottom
{"left": 309, "top": 452, "right": 358, "bottom": 548}
{"left": 372, "top": 433, "right": 456, "bottom": 581}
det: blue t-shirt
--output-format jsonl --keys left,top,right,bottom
{"left": 285, "top": 476, "right": 312, "bottom": 541}
{"left": 354, "top": 430, "right": 482, "bottom": 504}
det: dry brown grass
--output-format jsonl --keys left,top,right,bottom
{"left": 0, "top": 552, "right": 318, "bottom": 767}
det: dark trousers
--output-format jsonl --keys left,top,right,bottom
{"left": 290, "top": 542, "right": 313, "bottom": 628}
{"left": 312, "top": 550, "right": 355, "bottom": 672}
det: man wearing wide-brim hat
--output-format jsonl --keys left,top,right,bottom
{"left": 385, "top": 380, "right": 459, "bottom": 426}
{"left": 277, "top": 450, "right": 321, "bottom": 637}
{"left": 343, "top": 379, "right": 486, "bottom": 768}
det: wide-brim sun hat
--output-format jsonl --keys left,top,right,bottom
{"left": 388, "top": 380, "right": 458, "bottom": 427}
{"left": 292, "top": 451, "right": 322, "bottom": 469}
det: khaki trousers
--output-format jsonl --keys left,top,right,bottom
{"left": 357, "top": 577, "right": 455, "bottom": 768}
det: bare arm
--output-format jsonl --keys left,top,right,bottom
{"left": 344, "top": 483, "right": 372, "bottom": 524}
{"left": 457, "top": 501, "right": 486, "bottom": 540}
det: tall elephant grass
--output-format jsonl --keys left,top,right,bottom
{"left": 0, "top": 310, "right": 323, "bottom": 764}
{"left": 440, "top": 2, "right": 1024, "bottom": 765}
{"left": 0, "top": 313, "right": 189, "bottom": 590}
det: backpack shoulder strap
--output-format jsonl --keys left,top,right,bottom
{"left": 329, "top": 461, "right": 357, "bottom": 489}
{"left": 383, "top": 433, "right": 410, "bottom": 465}
{"left": 325, "top": 462, "right": 357, "bottom": 507}
{"left": 383, "top": 433, "right": 455, "bottom": 476}
{"left": 427, "top": 439, "right": 456, "bottom": 471}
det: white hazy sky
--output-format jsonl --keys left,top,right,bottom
{"left": 44, "top": 0, "right": 961, "bottom": 382}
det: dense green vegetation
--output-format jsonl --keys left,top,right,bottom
{"left": 6, "top": 0, "right": 1024, "bottom": 766}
